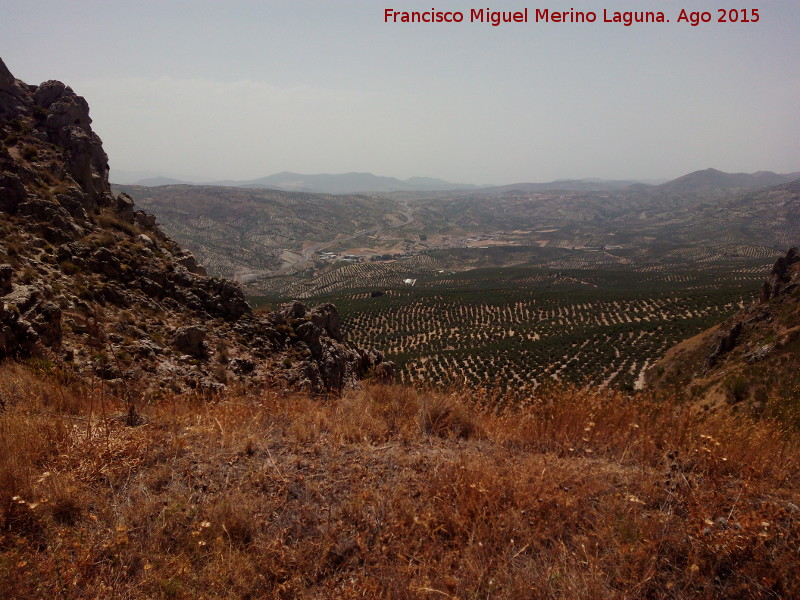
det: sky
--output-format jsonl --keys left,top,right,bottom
{"left": 1, "top": 0, "right": 799, "bottom": 185}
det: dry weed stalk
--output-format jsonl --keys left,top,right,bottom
{"left": 1, "top": 365, "right": 798, "bottom": 599}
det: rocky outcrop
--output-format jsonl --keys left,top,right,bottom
{"left": 34, "top": 79, "right": 109, "bottom": 203}
{"left": 705, "top": 321, "right": 742, "bottom": 369}
{"left": 0, "top": 58, "right": 392, "bottom": 396}
{"left": 0, "top": 58, "right": 30, "bottom": 119}
{"left": 647, "top": 248, "right": 800, "bottom": 414}
{"left": 0, "top": 272, "right": 62, "bottom": 359}
{"left": 760, "top": 247, "right": 800, "bottom": 302}
{"left": 172, "top": 326, "right": 207, "bottom": 357}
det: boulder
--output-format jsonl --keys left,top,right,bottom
{"left": 114, "top": 193, "right": 135, "bottom": 223}
{"left": 309, "top": 303, "right": 343, "bottom": 341}
{"left": 705, "top": 322, "right": 742, "bottom": 369}
{"left": 172, "top": 325, "right": 207, "bottom": 357}
{"left": 0, "top": 264, "right": 12, "bottom": 294}
{"left": 372, "top": 361, "right": 396, "bottom": 383}
{"left": 0, "top": 171, "right": 25, "bottom": 214}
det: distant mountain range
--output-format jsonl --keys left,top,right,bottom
{"left": 113, "top": 168, "right": 800, "bottom": 196}
{"left": 123, "top": 171, "right": 483, "bottom": 194}
{"left": 481, "top": 169, "right": 800, "bottom": 196}
{"left": 654, "top": 168, "right": 800, "bottom": 195}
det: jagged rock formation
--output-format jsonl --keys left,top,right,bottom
{"left": 646, "top": 248, "right": 800, "bottom": 416}
{"left": 0, "top": 58, "right": 392, "bottom": 397}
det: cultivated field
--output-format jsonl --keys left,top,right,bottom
{"left": 282, "top": 258, "right": 771, "bottom": 397}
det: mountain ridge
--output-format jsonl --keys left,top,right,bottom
{"left": 120, "top": 167, "right": 800, "bottom": 196}
{"left": 124, "top": 170, "right": 483, "bottom": 194}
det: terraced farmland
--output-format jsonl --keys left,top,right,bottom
{"left": 304, "top": 261, "right": 769, "bottom": 397}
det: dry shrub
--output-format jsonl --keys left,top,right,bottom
{"left": 331, "top": 390, "right": 391, "bottom": 443}
{"left": 0, "top": 367, "right": 75, "bottom": 529}
{"left": 288, "top": 405, "right": 327, "bottom": 443}
{"left": 208, "top": 494, "right": 257, "bottom": 549}
{"left": 40, "top": 472, "right": 87, "bottom": 525}
{"left": 419, "top": 392, "right": 477, "bottom": 439}
{"left": 0, "top": 363, "right": 799, "bottom": 599}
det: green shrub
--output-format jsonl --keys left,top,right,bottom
{"left": 726, "top": 375, "right": 749, "bottom": 403}
{"left": 21, "top": 145, "right": 38, "bottom": 161}
{"left": 59, "top": 261, "right": 81, "bottom": 275}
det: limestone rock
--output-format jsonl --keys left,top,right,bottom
{"left": 760, "top": 247, "right": 800, "bottom": 302}
{"left": 0, "top": 57, "right": 30, "bottom": 118}
{"left": 0, "top": 264, "right": 11, "bottom": 294}
{"left": 705, "top": 322, "right": 742, "bottom": 370}
{"left": 172, "top": 326, "right": 207, "bottom": 357}
{"left": 0, "top": 171, "right": 25, "bottom": 214}
{"left": 0, "top": 60, "right": 391, "bottom": 396}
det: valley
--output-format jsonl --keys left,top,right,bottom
{"left": 119, "top": 174, "right": 799, "bottom": 397}
{"left": 3, "top": 56, "right": 800, "bottom": 600}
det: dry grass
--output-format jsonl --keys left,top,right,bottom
{"left": 1, "top": 362, "right": 799, "bottom": 599}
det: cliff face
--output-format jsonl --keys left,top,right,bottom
{"left": 0, "top": 58, "right": 392, "bottom": 397}
{"left": 646, "top": 248, "right": 800, "bottom": 418}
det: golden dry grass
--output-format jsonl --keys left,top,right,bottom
{"left": 1, "top": 362, "right": 799, "bottom": 599}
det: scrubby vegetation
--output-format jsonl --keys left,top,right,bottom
{"left": 2, "top": 361, "right": 799, "bottom": 599}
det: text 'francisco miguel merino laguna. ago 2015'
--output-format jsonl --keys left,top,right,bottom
{"left": 383, "top": 8, "right": 762, "bottom": 27}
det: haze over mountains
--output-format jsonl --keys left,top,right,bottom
{"left": 114, "top": 167, "right": 800, "bottom": 289}
{"left": 117, "top": 171, "right": 483, "bottom": 194}
{"left": 114, "top": 167, "right": 799, "bottom": 196}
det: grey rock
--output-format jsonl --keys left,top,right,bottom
{"left": 31, "top": 302, "right": 62, "bottom": 346}
{"left": 114, "top": 193, "right": 135, "bottom": 223}
{"left": 172, "top": 325, "right": 207, "bottom": 357}
{"left": 134, "top": 210, "right": 157, "bottom": 230}
{"left": 137, "top": 233, "right": 156, "bottom": 249}
{"left": 0, "top": 171, "right": 25, "bottom": 214}
{"left": 309, "top": 303, "right": 342, "bottom": 341}
{"left": 90, "top": 247, "right": 121, "bottom": 276}
{"left": 744, "top": 344, "right": 774, "bottom": 364}
{"left": 134, "top": 339, "right": 163, "bottom": 358}
{"left": 372, "top": 361, "right": 395, "bottom": 383}
{"left": 705, "top": 322, "right": 742, "bottom": 370}
{"left": 0, "top": 264, "right": 12, "bottom": 294}
{"left": 231, "top": 357, "right": 255, "bottom": 374}
{"left": 3, "top": 284, "right": 39, "bottom": 312}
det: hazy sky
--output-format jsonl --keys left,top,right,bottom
{"left": 2, "top": 0, "right": 799, "bottom": 184}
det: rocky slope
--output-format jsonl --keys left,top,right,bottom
{"left": 646, "top": 247, "right": 800, "bottom": 420}
{"left": 0, "top": 58, "right": 392, "bottom": 399}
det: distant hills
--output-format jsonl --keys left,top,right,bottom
{"left": 114, "top": 168, "right": 800, "bottom": 196}
{"left": 654, "top": 168, "right": 800, "bottom": 195}
{"left": 124, "top": 171, "right": 483, "bottom": 194}
{"left": 481, "top": 169, "right": 800, "bottom": 196}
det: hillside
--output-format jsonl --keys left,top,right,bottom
{"left": 647, "top": 248, "right": 800, "bottom": 423}
{"left": 655, "top": 168, "right": 800, "bottom": 196}
{"left": 113, "top": 184, "right": 409, "bottom": 281}
{"left": 114, "top": 170, "right": 799, "bottom": 298}
{"left": 0, "top": 58, "right": 391, "bottom": 397}
{"left": 3, "top": 365, "right": 799, "bottom": 599}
